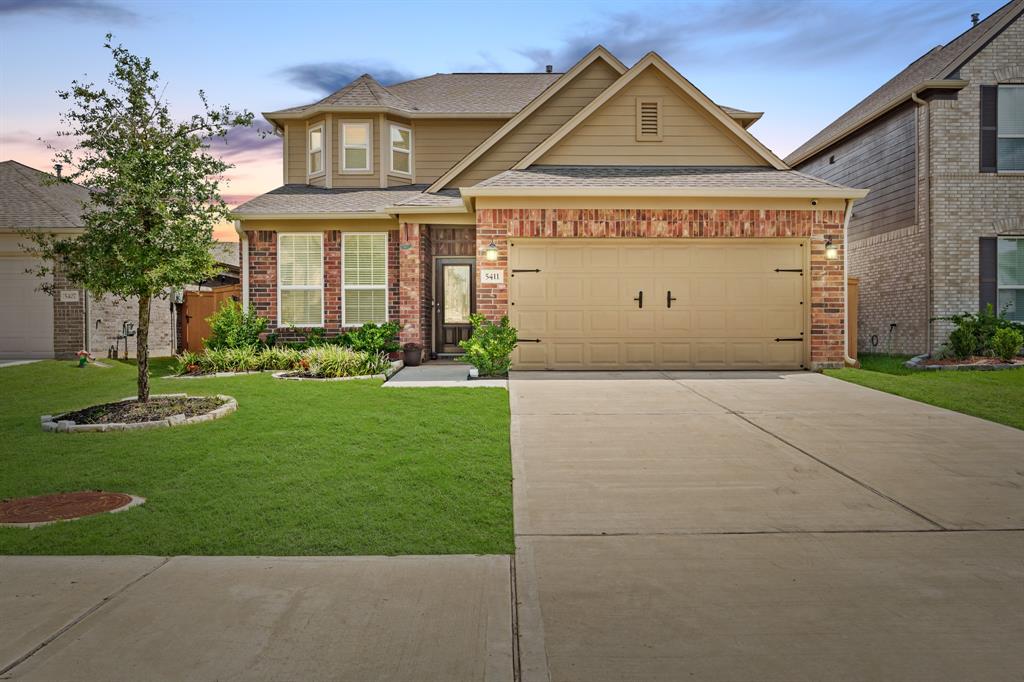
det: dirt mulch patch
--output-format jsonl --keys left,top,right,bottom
{"left": 927, "top": 356, "right": 1024, "bottom": 366}
{"left": 0, "top": 491, "right": 138, "bottom": 525}
{"left": 59, "top": 396, "right": 226, "bottom": 424}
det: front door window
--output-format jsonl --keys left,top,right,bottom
{"left": 444, "top": 265, "right": 471, "bottom": 324}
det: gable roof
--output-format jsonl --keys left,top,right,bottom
{"left": 786, "top": 0, "right": 1024, "bottom": 165}
{"left": 424, "top": 46, "right": 628, "bottom": 192}
{"left": 0, "top": 160, "right": 91, "bottom": 230}
{"left": 515, "top": 53, "right": 788, "bottom": 171}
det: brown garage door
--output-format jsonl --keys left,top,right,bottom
{"left": 509, "top": 239, "right": 807, "bottom": 370}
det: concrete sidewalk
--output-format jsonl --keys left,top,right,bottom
{"left": 0, "top": 555, "right": 513, "bottom": 681}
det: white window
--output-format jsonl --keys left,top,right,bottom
{"left": 997, "top": 85, "right": 1024, "bottom": 171}
{"left": 308, "top": 125, "right": 324, "bottom": 176}
{"left": 341, "top": 122, "right": 371, "bottom": 172}
{"left": 343, "top": 233, "right": 388, "bottom": 325}
{"left": 389, "top": 123, "right": 412, "bottom": 176}
{"left": 998, "top": 237, "right": 1024, "bottom": 322}
{"left": 278, "top": 233, "right": 323, "bottom": 327}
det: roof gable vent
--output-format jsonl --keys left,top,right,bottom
{"left": 636, "top": 98, "right": 662, "bottom": 141}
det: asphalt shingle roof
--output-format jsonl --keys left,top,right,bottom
{"left": 231, "top": 184, "right": 444, "bottom": 215}
{"left": 474, "top": 166, "right": 849, "bottom": 191}
{"left": 0, "top": 160, "right": 90, "bottom": 229}
{"left": 785, "top": 0, "right": 1023, "bottom": 165}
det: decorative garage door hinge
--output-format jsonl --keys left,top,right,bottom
{"left": 512, "top": 269, "right": 542, "bottom": 273}
{"left": 773, "top": 268, "right": 803, "bottom": 274}
{"left": 774, "top": 337, "right": 804, "bottom": 342}
{"left": 517, "top": 338, "right": 542, "bottom": 343}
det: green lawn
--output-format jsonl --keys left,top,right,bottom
{"left": 0, "top": 359, "right": 512, "bottom": 555}
{"left": 825, "top": 354, "right": 1024, "bottom": 430}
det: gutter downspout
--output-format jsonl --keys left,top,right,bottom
{"left": 910, "top": 90, "right": 932, "bottom": 354}
{"left": 843, "top": 198, "right": 858, "bottom": 368}
{"left": 234, "top": 220, "right": 248, "bottom": 310}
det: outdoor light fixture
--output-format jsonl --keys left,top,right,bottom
{"left": 824, "top": 237, "right": 839, "bottom": 260}
{"left": 485, "top": 241, "right": 499, "bottom": 262}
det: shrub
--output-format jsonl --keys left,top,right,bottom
{"left": 301, "top": 345, "right": 391, "bottom": 378}
{"left": 459, "top": 314, "right": 518, "bottom": 377}
{"left": 344, "top": 322, "right": 401, "bottom": 354}
{"left": 992, "top": 326, "right": 1024, "bottom": 362}
{"left": 173, "top": 350, "right": 201, "bottom": 375}
{"left": 174, "top": 344, "right": 388, "bottom": 376}
{"left": 937, "top": 304, "right": 1018, "bottom": 357}
{"left": 205, "top": 300, "right": 267, "bottom": 350}
{"left": 946, "top": 326, "right": 976, "bottom": 360}
{"left": 256, "top": 346, "right": 303, "bottom": 371}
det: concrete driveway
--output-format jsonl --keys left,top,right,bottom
{"left": 510, "top": 371, "right": 1024, "bottom": 681}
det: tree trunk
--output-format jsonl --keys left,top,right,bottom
{"left": 137, "top": 294, "right": 151, "bottom": 402}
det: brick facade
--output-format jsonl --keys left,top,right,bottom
{"left": 246, "top": 228, "right": 400, "bottom": 341}
{"left": 52, "top": 263, "right": 84, "bottom": 359}
{"left": 476, "top": 207, "right": 848, "bottom": 368}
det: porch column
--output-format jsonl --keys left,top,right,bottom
{"left": 809, "top": 211, "right": 846, "bottom": 369}
{"left": 398, "top": 222, "right": 430, "bottom": 347}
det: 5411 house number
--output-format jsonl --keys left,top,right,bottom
{"left": 480, "top": 269, "right": 504, "bottom": 284}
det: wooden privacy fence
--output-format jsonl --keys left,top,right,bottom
{"left": 180, "top": 285, "right": 241, "bottom": 352}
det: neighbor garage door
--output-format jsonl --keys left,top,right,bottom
{"left": 509, "top": 239, "right": 806, "bottom": 370}
{"left": 0, "top": 256, "right": 54, "bottom": 358}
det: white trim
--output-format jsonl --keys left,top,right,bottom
{"left": 341, "top": 121, "right": 373, "bottom": 173}
{"left": 389, "top": 123, "right": 413, "bottom": 177}
{"left": 307, "top": 123, "right": 325, "bottom": 178}
{"left": 236, "top": 220, "right": 249, "bottom": 311}
{"left": 324, "top": 117, "right": 332, "bottom": 188}
{"left": 341, "top": 232, "right": 389, "bottom": 327}
{"left": 277, "top": 232, "right": 325, "bottom": 328}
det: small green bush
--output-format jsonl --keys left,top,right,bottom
{"left": 344, "top": 322, "right": 401, "bottom": 355}
{"left": 257, "top": 346, "right": 303, "bottom": 371}
{"left": 174, "top": 345, "right": 389, "bottom": 377}
{"left": 937, "top": 304, "right": 1018, "bottom": 357}
{"left": 947, "top": 326, "right": 976, "bottom": 360}
{"left": 459, "top": 314, "right": 518, "bottom": 377}
{"left": 302, "top": 345, "right": 391, "bottom": 378}
{"left": 205, "top": 300, "right": 267, "bottom": 350}
{"left": 991, "top": 326, "right": 1024, "bottom": 362}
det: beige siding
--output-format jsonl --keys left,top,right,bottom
{"left": 448, "top": 59, "right": 622, "bottom": 188}
{"left": 285, "top": 122, "right": 306, "bottom": 185}
{"left": 538, "top": 66, "right": 763, "bottom": 167}
{"left": 415, "top": 119, "right": 504, "bottom": 184}
{"left": 331, "top": 115, "right": 380, "bottom": 188}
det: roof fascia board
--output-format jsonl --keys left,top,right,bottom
{"left": 231, "top": 212, "right": 393, "bottom": 221}
{"left": 461, "top": 186, "right": 869, "bottom": 199}
{"left": 424, "top": 46, "right": 628, "bottom": 193}
{"left": 514, "top": 53, "right": 788, "bottom": 171}
{"left": 786, "top": 79, "right": 968, "bottom": 165}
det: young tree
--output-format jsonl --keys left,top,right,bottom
{"left": 27, "top": 35, "right": 253, "bottom": 401}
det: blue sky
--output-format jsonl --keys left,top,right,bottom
{"left": 0, "top": 0, "right": 1006, "bottom": 217}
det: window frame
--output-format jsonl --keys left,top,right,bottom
{"left": 997, "top": 84, "right": 1024, "bottom": 173}
{"left": 342, "top": 232, "right": 389, "bottom": 327}
{"left": 340, "top": 120, "right": 373, "bottom": 173}
{"left": 997, "top": 236, "right": 1024, "bottom": 320}
{"left": 389, "top": 123, "right": 413, "bottom": 177}
{"left": 307, "top": 124, "right": 325, "bottom": 177}
{"left": 277, "top": 232, "right": 325, "bottom": 328}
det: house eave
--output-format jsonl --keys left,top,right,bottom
{"left": 231, "top": 211, "right": 394, "bottom": 221}
{"left": 263, "top": 107, "right": 515, "bottom": 126}
{"left": 460, "top": 186, "right": 870, "bottom": 200}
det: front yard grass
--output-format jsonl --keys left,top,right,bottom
{"left": 825, "top": 354, "right": 1024, "bottom": 430}
{"left": 0, "top": 359, "right": 512, "bottom": 555}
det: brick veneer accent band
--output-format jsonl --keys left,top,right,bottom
{"left": 475, "top": 207, "right": 847, "bottom": 368}
{"left": 245, "top": 229, "right": 400, "bottom": 340}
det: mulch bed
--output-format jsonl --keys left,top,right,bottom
{"left": 59, "top": 396, "right": 226, "bottom": 424}
{"left": 0, "top": 491, "right": 136, "bottom": 524}
{"left": 927, "top": 356, "right": 1024, "bottom": 366}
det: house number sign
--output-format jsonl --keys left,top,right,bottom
{"left": 480, "top": 269, "right": 504, "bottom": 284}
{"left": 59, "top": 290, "right": 80, "bottom": 303}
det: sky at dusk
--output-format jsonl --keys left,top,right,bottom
{"left": 0, "top": 0, "right": 1006, "bottom": 240}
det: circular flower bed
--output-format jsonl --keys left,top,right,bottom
{"left": 0, "top": 491, "right": 145, "bottom": 528}
{"left": 41, "top": 393, "right": 237, "bottom": 432}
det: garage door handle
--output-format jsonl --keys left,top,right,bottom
{"left": 666, "top": 291, "right": 677, "bottom": 308}
{"left": 634, "top": 291, "right": 643, "bottom": 309}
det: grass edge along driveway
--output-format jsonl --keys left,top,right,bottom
{"left": 825, "top": 354, "right": 1024, "bottom": 431}
{"left": 0, "top": 359, "right": 513, "bottom": 556}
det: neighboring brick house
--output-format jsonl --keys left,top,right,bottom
{"left": 0, "top": 160, "right": 178, "bottom": 359}
{"left": 788, "top": 0, "right": 1024, "bottom": 355}
{"left": 233, "top": 47, "right": 867, "bottom": 370}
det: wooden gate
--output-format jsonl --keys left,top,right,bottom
{"left": 181, "top": 285, "right": 241, "bottom": 352}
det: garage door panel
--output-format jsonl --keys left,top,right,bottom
{"left": 0, "top": 257, "right": 54, "bottom": 358}
{"left": 509, "top": 240, "right": 805, "bottom": 370}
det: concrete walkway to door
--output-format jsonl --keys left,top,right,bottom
{"left": 509, "top": 371, "right": 1024, "bottom": 681}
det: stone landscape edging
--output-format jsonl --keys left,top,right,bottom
{"left": 271, "top": 360, "right": 403, "bottom": 382}
{"left": 905, "top": 353, "right": 1024, "bottom": 371}
{"left": 40, "top": 394, "right": 238, "bottom": 433}
{"left": 167, "top": 370, "right": 276, "bottom": 379}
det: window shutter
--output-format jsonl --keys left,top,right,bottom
{"left": 979, "top": 237, "right": 997, "bottom": 312}
{"left": 980, "top": 85, "right": 998, "bottom": 172}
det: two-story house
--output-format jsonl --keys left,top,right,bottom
{"left": 233, "top": 46, "right": 867, "bottom": 370}
{"left": 788, "top": 0, "right": 1024, "bottom": 355}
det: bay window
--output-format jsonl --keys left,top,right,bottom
{"left": 343, "top": 233, "right": 388, "bottom": 325}
{"left": 389, "top": 123, "right": 412, "bottom": 176}
{"left": 341, "top": 122, "right": 371, "bottom": 172}
{"left": 308, "top": 125, "right": 324, "bottom": 175}
{"left": 278, "top": 233, "right": 324, "bottom": 327}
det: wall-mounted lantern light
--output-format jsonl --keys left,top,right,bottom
{"left": 485, "top": 241, "right": 499, "bottom": 262}
{"left": 824, "top": 236, "right": 838, "bottom": 260}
